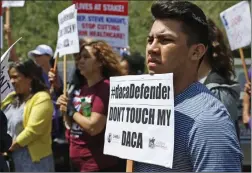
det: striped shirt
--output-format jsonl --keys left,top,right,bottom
{"left": 134, "top": 82, "right": 243, "bottom": 172}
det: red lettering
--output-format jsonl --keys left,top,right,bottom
{"left": 79, "top": 31, "right": 88, "bottom": 36}
{"left": 97, "top": 24, "right": 120, "bottom": 31}
{"left": 89, "top": 31, "right": 124, "bottom": 39}
{"left": 82, "top": 23, "right": 96, "bottom": 29}
{"left": 231, "top": 15, "right": 242, "bottom": 27}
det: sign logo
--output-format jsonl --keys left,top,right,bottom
{"left": 149, "top": 137, "right": 155, "bottom": 149}
{"left": 107, "top": 133, "right": 112, "bottom": 143}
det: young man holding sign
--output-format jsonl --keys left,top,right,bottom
{"left": 134, "top": 1, "right": 243, "bottom": 172}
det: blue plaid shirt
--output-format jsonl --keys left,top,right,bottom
{"left": 134, "top": 82, "right": 243, "bottom": 172}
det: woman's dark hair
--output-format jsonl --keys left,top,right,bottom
{"left": 205, "top": 18, "right": 235, "bottom": 81}
{"left": 49, "top": 56, "right": 55, "bottom": 67}
{"left": 70, "top": 68, "right": 86, "bottom": 89}
{"left": 9, "top": 59, "right": 48, "bottom": 107}
{"left": 121, "top": 52, "right": 145, "bottom": 75}
{"left": 79, "top": 40, "right": 125, "bottom": 79}
{"left": 9, "top": 59, "right": 48, "bottom": 94}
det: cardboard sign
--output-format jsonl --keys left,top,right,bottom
{"left": 104, "top": 74, "right": 175, "bottom": 168}
{"left": 73, "top": 0, "right": 128, "bottom": 48}
{"left": 57, "top": 4, "right": 79, "bottom": 57}
{"left": 2, "top": 1, "right": 25, "bottom": 7}
{"left": 220, "top": 1, "right": 251, "bottom": 50}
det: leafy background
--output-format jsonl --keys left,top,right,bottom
{"left": 1, "top": 0, "right": 251, "bottom": 59}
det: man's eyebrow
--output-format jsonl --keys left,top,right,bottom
{"left": 156, "top": 33, "right": 176, "bottom": 38}
{"left": 147, "top": 32, "right": 177, "bottom": 38}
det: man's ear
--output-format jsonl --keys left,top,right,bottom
{"left": 190, "top": 44, "right": 207, "bottom": 61}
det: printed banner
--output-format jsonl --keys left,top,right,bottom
{"left": 220, "top": 1, "right": 251, "bottom": 50}
{"left": 1, "top": 37, "right": 22, "bottom": 102}
{"left": 73, "top": 0, "right": 128, "bottom": 48}
{"left": 104, "top": 74, "right": 175, "bottom": 168}
{"left": 57, "top": 4, "right": 79, "bottom": 57}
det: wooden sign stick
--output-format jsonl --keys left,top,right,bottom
{"left": 62, "top": 54, "right": 72, "bottom": 125}
{"left": 49, "top": 54, "right": 58, "bottom": 94}
{"left": 63, "top": 54, "right": 67, "bottom": 96}
{"left": 126, "top": 160, "right": 133, "bottom": 172}
{"left": 4, "top": 7, "right": 10, "bottom": 41}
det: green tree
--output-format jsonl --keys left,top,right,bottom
{"left": 3, "top": 1, "right": 71, "bottom": 59}
{"left": 3, "top": 0, "right": 250, "bottom": 59}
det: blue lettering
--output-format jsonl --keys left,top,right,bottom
{"left": 106, "top": 17, "right": 125, "bottom": 24}
{"left": 88, "top": 16, "right": 104, "bottom": 22}
{"left": 77, "top": 16, "right": 86, "bottom": 21}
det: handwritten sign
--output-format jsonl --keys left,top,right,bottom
{"left": 220, "top": 1, "right": 251, "bottom": 50}
{"left": 73, "top": 0, "right": 128, "bottom": 48}
{"left": 2, "top": 0, "right": 25, "bottom": 7}
{"left": 104, "top": 74, "right": 175, "bottom": 168}
{"left": 0, "top": 37, "right": 22, "bottom": 102}
{"left": 57, "top": 4, "right": 79, "bottom": 57}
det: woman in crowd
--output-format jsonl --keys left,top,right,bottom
{"left": 1, "top": 59, "right": 54, "bottom": 172}
{"left": 120, "top": 52, "right": 145, "bottom": 75}
{"left": 48, "top": 38, "right": 90, "bottom": 172}
{"left": 56, "top": 40, "right": 125, "bottom": 172}
{"left": 198, "top": 18, "right": 240, "bottom": 137}
{"left": 28, "top": 44, "right": 63, "bottom": 140}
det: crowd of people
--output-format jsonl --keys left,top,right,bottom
{"left": 0, "top": 0, "right": 251, "bottom": 172}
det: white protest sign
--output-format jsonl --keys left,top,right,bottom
{"left": 57, "top": 4, "right": 79, "bottom": 57}
{"left": 74, "top": 0, "right": 129, "bottom": 48}
{"left": 2, "top": 0, "right": 25, "bottom": 7}
{"left": 1, "top": 37, "right": 22, "bottom": 102}
{"left": 104, "top": 74, "right": 175, "bottom": 168}
{"left": 220, "top": 1, "right": 251, "bottom": 50}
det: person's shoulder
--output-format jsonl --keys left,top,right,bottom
{"left": 93, "top": 79, "right": 110, "bottom": 99}
{"left": 176, "top": 82, "right": 224, "bottom": 118}
{"left": 32, "top": 91, "right": 51, "bottom": 101}
{"left": 97, "top": 79, "right": 110, "bottom": 90}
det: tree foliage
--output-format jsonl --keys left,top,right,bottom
{"left": 2, "top": 0, "right": 250, "bottom": 59}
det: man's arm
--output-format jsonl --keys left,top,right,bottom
{"left": 188, "top": 110, "right": 243, "bottom": 172}
{"left": 4, "top": 25, "right": 18, "bottom": 62}
{"left": 210, "top": 87, "right": 239, "bottom": 122}
{"left": 242, "top": 82, "right": 251, "bottom": 124}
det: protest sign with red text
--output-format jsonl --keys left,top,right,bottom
{"left": 73, "top": 0, "right": 128, "bottom": 48}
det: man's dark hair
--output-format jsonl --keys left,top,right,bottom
{"left": 151, "top": 1, "right": 209, "bottom": 47}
